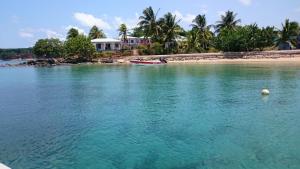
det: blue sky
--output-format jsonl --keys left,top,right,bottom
{"left": 1, "top": 0, "right": 300, "bottom": 48}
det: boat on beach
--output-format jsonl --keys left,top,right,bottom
{"left": 130, "top": 57, "right": 167, "bottom": 65}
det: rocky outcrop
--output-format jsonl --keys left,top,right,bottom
{"left": 26, "top": 58, "right": 63, "bottom": 66}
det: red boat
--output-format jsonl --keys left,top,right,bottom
{"left": 130, "top": 58, "right": 167, "bottom": 65}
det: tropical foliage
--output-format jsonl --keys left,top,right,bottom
{"left": 0, "top": 48, "right": 33, "bottom": 60}
{"left": 89, "top": 26, "right": 106, "bottom": 39}
{"left": 138, "top": 6, "right": 161, "bottom": 41}
{"left": 215, "top": 11, "right": 241, "bottom": 32}
{"left": 64, "top": 35, "right": 96, "bottom": 62}
{"left": 190, "top": 14, "right": 213, "bottom": 52}
{"left": 118, "top": 24, "right": 128, "bottom": 42}
{"left": 275, "top": 19, "right": 300, "bottom": 50}
{"left": 33, "top": 39, "right": 64, "bottom": 58}
{"left": 67, "top": 28, "right": 79, "bottom": 39}
{"left": 27, "top": 6, "right": 300, "bottom": 62}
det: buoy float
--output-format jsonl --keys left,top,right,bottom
{"left": 261, "top": 89, "right": 270, "bottom": 95}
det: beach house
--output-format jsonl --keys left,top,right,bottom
{"left": 120, "top": 36, "right": 151, "bottom": 49}
{"left": 297, "top": 35, "right": 300, "bottom": 49}
{"left": 91, "top": 38, "right": 122, "bottom": 51}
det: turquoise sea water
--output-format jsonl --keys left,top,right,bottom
{"left": 0, "top": 64, "right": 300, "bottom": 169}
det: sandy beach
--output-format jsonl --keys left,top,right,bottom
{"left": 167, "top": 57, "right": 300, "bottom": 64}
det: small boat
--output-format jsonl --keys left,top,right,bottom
{"left": 130, "top": 57, "right": 167, "bottom": 65}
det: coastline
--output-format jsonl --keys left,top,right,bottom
{"left": 2, "top": 50, "right": 300, "bottom": 67}
{"left": 167, "top": 57, "right": 300, "bottom": 64}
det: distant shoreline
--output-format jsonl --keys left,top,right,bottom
{"left": 2, "top": 50, "right": 300, "bottom": 67}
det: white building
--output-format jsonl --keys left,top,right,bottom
{"left": 91, "top": 38, "right": 122, "bottom": 51}
{"left": 120, "top": 36, "right": 151, "bottom": 48}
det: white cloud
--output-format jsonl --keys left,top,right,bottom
{"left": 65, "top": 25, "right": 86, "bottom": 35}
{"left": 19, "top": 28, "right": 64, "bottom": 40}
{"left": 40, "top": 29, "right": 64, "bottom": 40}
{"left": 173, "top": 11, "right": 196, "bottom": 24}
{"left": 74, "top": 12, "right": 111, "bottom": 30}
{"left": 239, "top": 0, "right": 252, "bottom": 6}
{"left": 113, "top": 14, "right": 139, "bottom": 30}
{"left": 19, "top": 30, "right": 34, "bottom": 38}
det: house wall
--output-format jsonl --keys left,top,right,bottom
{"left": 122, "top": 38, "right": 151, "bottom": 48}
{"left": 93, "top": 42, "right": 121, "bottom": 51}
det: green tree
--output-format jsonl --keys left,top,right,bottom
{"left": 67, "top": 28, "right": 79, "bottom": 39}
{"left": 215, "top": 11, "right": 241, "bottom": 32}
{"left": 89, "top": 26, "right": 106, "bottom": 39}
{"left": 138, "top": 6, "right": 160, "bottom": 41}
{"left": 214, "top": 25, "right": 274, "bottom": 52}
{"left": 191, "top": 14, "right": 213, "bottom": 51}
{"left": 33, "top": 38, "right": 64, "bottom": 58}
{"left": 118, "top": 24, "right": 128, "bottom": 42}
{"left": 64, "top": 35, "right": 96, "bottom": 62}
{"left": 158, "top": 12, "right": 181, "bottom": 51}
{"left": 275, "top": 19, "right": 300, "bottom": 50}
{"left": 258, "top": 26, "right": 276, "bottom": 50}
{"left": 130, "top": 27, "right": 145, "bottom": 37}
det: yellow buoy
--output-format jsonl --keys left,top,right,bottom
{"left": 261, "top": 89, "right": 270, "bottom": 95}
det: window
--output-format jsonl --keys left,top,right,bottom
{"left": 131, "top": 40, "right": 134, "bottom": 43}
{"left": 115, "top": 44, "right": 119, "bottom": 48}
{"left": 96, "top": 44, "right": 102, "bottom": 51}
{"left": 106, "top": 44, "right": 111, "bottom": 50}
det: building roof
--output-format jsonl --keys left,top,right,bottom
{"left": 118, "top": 35, "right": 151, "bottom": 40}
{"left": 91, "top": 38, "right": 121, "bottom": 43}
{"left": 118, "top": 35, "right": 141, "bottom": 39}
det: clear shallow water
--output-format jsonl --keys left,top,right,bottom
{"left": 0, "top": 64, "right": 300, "bottom": 169}
{"left": 0, "top": 59, "right": 25, "bottom": 66}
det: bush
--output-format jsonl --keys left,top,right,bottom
{"left": 121, "top": 50, "right": 132, "bottom": 56}
{"left": 95, "top": 51, "right": 113, "bottom": 58}
{"left": 137, "top": 45, "right": 151, "bottom": 55}
{"left": 215, "top": 25, "right": 276, "bottom": 52}
{"left": 64, "top": 35, "right": 96, "bottom": 62}
{"left": 150, "top": 42, "right": 164, "bottom": 55}
{"left": 33, "top": 38, "right": 64, "bottom": 58}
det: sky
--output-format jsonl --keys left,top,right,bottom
{"left": 1, "top": 0, "right": 300, "bottom": 48}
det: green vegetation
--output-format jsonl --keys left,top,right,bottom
{"left": 275, "top": 19, "right": 300, "bottom": 50}
{"left": 0, "top": 48, "right": 33, "bottom": 60}
{"left": 134, "top": 7, "right": 299, "bottom": 54}
{"left": 118, "top": 24, "right": 128, "bottom": 42}
{"left": 33, "top": 30, "right": 96, "bottom": 62}
{"left": 67, "top": 28, "right": 79, "bottom": 39}
{"left": 215, "top": 11, "right": 241, "bottom": 32}
{"left": 26, "top": 7, "right": 300, "bottom": 62}
{"left": 33, "top": 39, "right": 64, "bottom": 58}
{"left": 89, "top": 26, "right": 106, "bottom": 39}
{"left": 64, "top": 35, "right": 96, "bottom": 62}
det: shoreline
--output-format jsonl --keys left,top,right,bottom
{"left": 2, "top": 50, "right": 300, "bottom": 67}
{"left": 166, "top": 57, "right": 300, "bottom": 64}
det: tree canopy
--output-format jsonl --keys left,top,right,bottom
{"left": 118, "top": 24, "right": 128, "bottom": 42}
{"left": 89, "top": 26, "right": 106, "bottom": 39}
{"left": 67, "top": 28, "right": 79, "bottom": 39}
{"left": 64, "top": 35, "right": 96, "bottom": 62}
{"left": 33, "top": 38, "right": 64, "bottom": 58}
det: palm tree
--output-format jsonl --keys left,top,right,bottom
{"left": 276, "top": 19, "right": 299, "bottom": 50}
{"left": 118, "top": 24, "right": 128, "bottom": 42}
{"left": 191, "top": 14, "right": 213, "bottom": 51}
{"left": 89, "top": 26, "right": 106, "bottom": 39}
{"left": 67, "top": 28, "right": 79, "bottom": 39}
{"left": 138, "top": 6, "right": 160, "bottom": 41}
{"left": 159, "top": 13, "right": 181, "bottom": 46}
{"left": 215, "top": 11, "right": 241, "bottom": 32}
